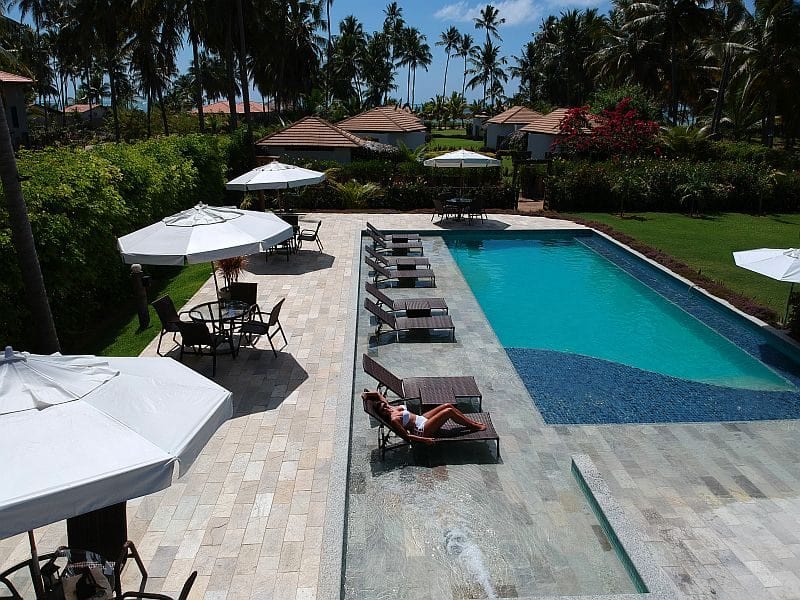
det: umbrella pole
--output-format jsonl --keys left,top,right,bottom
{"left": 212, "top": 262, "right": 221, "bottom": 299}
{"left": 28, "top": 530, "right": 45, "bottom": 599}
{"left": 785, "top": 283, "right": 795, "bottom": 325}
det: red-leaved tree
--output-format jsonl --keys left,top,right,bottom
{"left": 555, "top": 98, "right": 660, "bottom": 158}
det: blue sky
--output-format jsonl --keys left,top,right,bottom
{"left": 10, "top": 0, "right": 613, "bottom": 105}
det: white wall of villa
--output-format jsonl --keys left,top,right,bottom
{"left": 2, "top": 86, "right": 28, "bottom": 147}
{"left": 528, "top": 133, "right": 557, "bottom": 159}
{"left": 261, "top": 146, "right": 353, "bottom": 163}
{"left": 349, "top": 130, "right": 426, "bottom": 149}
{"left": 486, "top": 123, "right": 526, "bottom": 150}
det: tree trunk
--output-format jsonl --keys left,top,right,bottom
{"left": 669, "top": 18, "right": 678, "bottom": 125}
{"left": 236, "top": 0, "right": 251, "bottom": 138}
{"left": 224, "top": 13, "right": 238, "bottom": 131}
{"left": 711, "top": 52, "right": 731, "bottom": 138}
{"left": 326, "top": 0, "right": 332, "bottom": 108}
{"left": 109, "top": 65, "right": 120, "bottom": 141}
{"left": 462, "top": 57, "right": 467, "bottom": 98}
{"left": 157, "top": 87, "right": 169, "bottom": 135}
{"left": 442, "top": 53, "right": 449, "bottom": 97}
{"left": 0, "top": 94, "right": 59, "bottom": 353}
{"left": 146, "top": 92, "right": 151, "bottom": 137}
{"left": 411, "top": 66, "right": 416, "bottom": 108}
{"left": 406, "top": 65, "right": 411, "bottom": 106}
{"left": 190, "top": 25, "right": 205, "bottom": 132}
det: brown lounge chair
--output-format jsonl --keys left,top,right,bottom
{"left": 365, "top": 282, "right": 448, "bottom": 315}
{"left": 365, "top": 257, "right": 436, "bottom": 287}
{"left": 367, "top": 229, "right": 424, "bottom": 255}
{"left": 363, "top": 354, "right": 481, "bottom": 409}
{"left": 366, "top": 221, "right": 420, "bottom": 243}
{"left": 361, "top": 390, "right": 499, "bottom": 460}
{"left": 365, "top": 244, "right": 430, "bottom": 268}
{"left": 365, "top": 298, "right": 455, "bottom": 341}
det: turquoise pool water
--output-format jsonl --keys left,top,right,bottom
{"left": 446, "top": 234, "right": 794, "bottom": 392}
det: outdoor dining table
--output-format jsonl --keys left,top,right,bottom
{"left": 445, "top": 197, "right": 473, "bottom": 221}
{"left": 187, "top": 300, "right": 250, "bottom": 355}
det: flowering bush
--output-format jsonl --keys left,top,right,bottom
{"left": 556, "top": 98, "right": 660, "bottom": 158}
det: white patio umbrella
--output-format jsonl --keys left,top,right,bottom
{"left": 0, "top": 346, "right": 232, "bottom": 593}
{"left": 423, "top": 149, "right": 501, "bottom": 168}
{"left": 733, "top": 247, "right": 800, "bottom": 322}
{"left": 225, "top": 161, "right": 326, "bottom": 191}
{"left": 423, "top": 149, "right": 501, "bottom": 196}
{"left": 117, "top": 202, "right": 293, "bottom": 266}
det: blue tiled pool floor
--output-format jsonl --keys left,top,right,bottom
{"left": 508, "top": 348, "right": 800, "bottom": 424}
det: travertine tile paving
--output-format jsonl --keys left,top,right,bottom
{"left": 2, "top": 213, "right": 800, "bottom": 600}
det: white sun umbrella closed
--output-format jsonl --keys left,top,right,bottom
{"left": 424, "top": 149, "right": 500, "bottom": 196}
{"left": 0, "top": 347, "right": 233, "bottom": 540}
{"left": 423, "top": 149, "right": 501, "bottom": 168}
{"left": 117, "top": 202, "right": 293, "bottom": 266}
{"left": 225, "top": 161, "right": 326, "bottom": 191}
{"left": 733, "top": 248, "right": 800, "bottom": 322}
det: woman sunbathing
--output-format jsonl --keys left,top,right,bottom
{"left": 363, "top": 390, "right": 486, "bottom": 444}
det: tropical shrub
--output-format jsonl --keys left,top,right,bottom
{"left": 589, "top": 85, "right": 660, "bottom": 121}
{"left": 330, "top": 180, "right": 383, "bottom": 209}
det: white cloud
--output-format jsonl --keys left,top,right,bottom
{"left": 434, "top": 0, "right": 541, "bottom": 27}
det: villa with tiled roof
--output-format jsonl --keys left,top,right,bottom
{"left": 255, "top": 116, "right": 365, "bottom": 163}
{"left": 0, "top": 70, "right": 34, "bottom": 147}
{"left": 484, "top": 106, "right": 543, "bottom": 150}
{"left": 337, "top": 105, "right": 427, "bottom": 149}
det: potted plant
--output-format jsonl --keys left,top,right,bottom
{"left": 216, "top": 256, "right": 246, "bottom": 301}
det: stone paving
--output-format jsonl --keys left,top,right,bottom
{"left": 2, "top": 213, "right": 800, "bottom": 600}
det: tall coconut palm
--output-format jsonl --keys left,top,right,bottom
{"left": 382, "top": 1, "right": 404, "bottom": 103}
{"left": 468, "top": 40, "right": 506, "bottom": 108}
{"left": 0, "top": 91, "right": 59, "bottom": 353}
{"left": 183, "top": 0, "right": 206, "bottom": 131}
{"left": 436, "top": 26, "right": 461, "bottom": 97}
{"left": 397, "top": 26, "right": 431, "bottom": 108}
{"left": 510, "top": 40, "right": 537, "bottom": 106}
{"left": 473, "top": 4, "right": 504, "bottom": 46}
{"left": 235, "top": 0, "right": 251, "bottom": 134}
{"left": 456, "top": 32, "right": 474, "bottom": 98}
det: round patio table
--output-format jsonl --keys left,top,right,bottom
{"left": 187, "top": 300, "right": 250, "bottom": 355}
{"left": 445, "top": 197, "right": 472, "bottom": 221}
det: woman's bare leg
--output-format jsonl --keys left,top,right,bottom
{"left": 421, "top": 406, "right": 486, "bottom": 436}
{"left": 421, "top": 404, "right": 454, "bottom": 419}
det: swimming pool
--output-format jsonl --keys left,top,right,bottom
{"left": 446, "top": 231, "right": 800, "bottom": 424}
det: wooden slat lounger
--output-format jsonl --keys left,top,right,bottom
{"left": 361, "top": 390, "right": 499, "bottom": 460}
{"left": 367, "top": 229, "right": 424, "bottom": 255}
{"left": 362, "top": 354, "right": 481, "bottom": 410}
{"left": 365, "top": 298, "right": 455, "bottom": 341}
{"left": 365, "top": 257, "right": 436, "bottom": 287}
{"left": 365, "top": 244, "right": 430, "bottom": 268}
{"left": 364, "top": 282, "right": 448, "bottom": 315}
{"left": 366, "top": 222, "right": 421, "bottom": 243}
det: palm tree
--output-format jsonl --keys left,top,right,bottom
{"left": 705, "top": 0, "right": 751, "bottom": 137}
{"left": 473, "top": 4, "right": 504, "bottom": 46}
{"left": 456, "top": 32, "right": 474, "bottom": 98}
{"left": 447, "top": 91, "right": 467, "bottom": 127}
{"left": 0, "top": 92, "right": 59, "bottom": 353}
{"left": 235, "top": 0, "right": 251, "bottom": 135}
{"left": 183, "top": 0, "right": 207, "bottom": 131}
{"left": 436, "top": 26, "right": 461, "bottom": 97}
{"left": 468, "top": 40, "right": 506, "bottom": 108}
{"left": 382, "top": 2, "right": 404, "bottom": 103}
{"left": 397, "top": 27, "right": 431, "bottom": 108}
{"left": 325, "top": 0, "right": 333, "bottom": 106}
{"left": 511, "top": 40, "right": 537, "bottom": 106}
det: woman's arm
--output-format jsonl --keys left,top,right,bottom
{"left": 406, "top": 433, "right": 434, "bottom": 445}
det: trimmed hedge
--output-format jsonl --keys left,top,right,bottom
{"left": 1, "top": 134, "right": 228, "bottom": 350}
{"left": 546, "top": 158, "right": 800, "bottom": 213}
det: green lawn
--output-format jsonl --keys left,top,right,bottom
{"left": 570, "top": 212, "right": 800, "bottom": 316}
{"left": 91, "top": 263, "right": 213, "bottom": 357}
{"left": 429, "top": 128, "right": 483, "bottom": 150}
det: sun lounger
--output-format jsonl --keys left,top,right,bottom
{"left": 362, "top": 354, "right": 480, "bottom": 409}
{"left": 367, "top": 229, "right": 424, "bottom": 255}
{"left": 364, "top": 282, "right": 448, "bottom": 316}
{"left": 365, "top": 244, "right": 430, "bottom": 268}
{"left": 365, "top": 257, "right": 436, "bottom": 287}
{"left": 366, "top": 222, "right": 421, "bottom": 243}
{"left": 361, "top": 390, "right": 499, "bottom": 460}
{"left": 365, "top": 298, "right": 455, "bottom": 341}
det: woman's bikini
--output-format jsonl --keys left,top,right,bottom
{"left": 400, "top": 405, "right": 427, "bottom": 434}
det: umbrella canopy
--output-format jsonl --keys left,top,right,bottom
{"left": 225, "top": 161, "right": 326, "bottom": 191}
{"left": 733, "top": 248, "right": 800, "bottom": 282}
{"left": 423, "top": 149, "right": 501, "bottom": 168}
{"left": 117, "top": 203, "right": 293, "bottom": 265}
{"left": 0, "top": 349, "right": 232, "bottom": 539}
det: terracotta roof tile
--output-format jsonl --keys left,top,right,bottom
{"left": 193, "top": 100, "right": 272, "bottom": 114}
{"left": 486, "top": 106, "right": 543, "bottom": 125}
{"left": 64, "top": 104, "right": 106, "bottom": 114}
{"left": 338, "top": 105, "right": 425, "bottom": 133}
{"left": 0, "top": 70, "right": 33, "bottom": 84}
{"left": 520, "top": 108, "right": 574, "bottom": 135}
{"left": 256, "top": 116, "right": 365, "bottom": 149}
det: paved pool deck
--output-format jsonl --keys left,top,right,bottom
{"left": 3, "top": 213, "right": 800, "bottom": 599}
